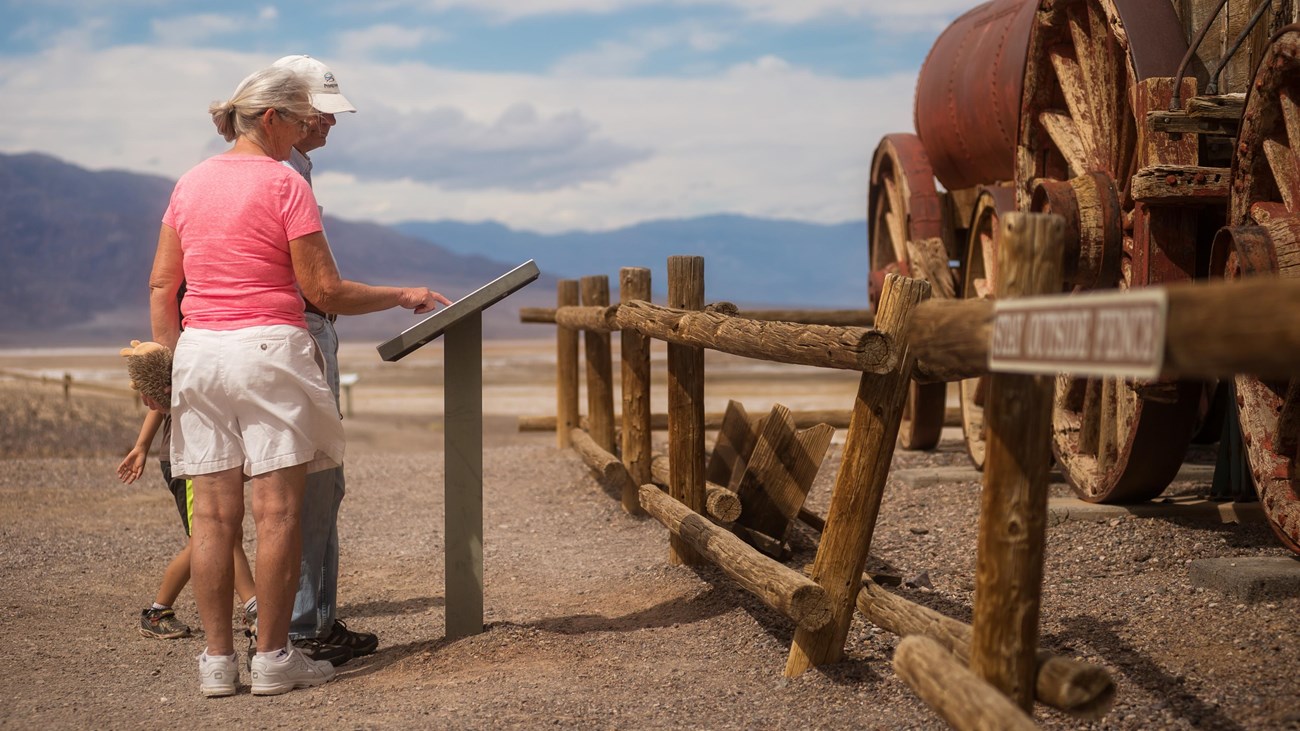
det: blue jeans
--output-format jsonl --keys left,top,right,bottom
{"left": 290, "top": 313, "right": 345, "bottom": 641}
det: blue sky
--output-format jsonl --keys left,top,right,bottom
{"left": 0, "top": 0, "right": 969, "bottom": 232}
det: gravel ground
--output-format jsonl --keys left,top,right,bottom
{"left": 1, "top": 379, "right": 1299, "bottom": 730}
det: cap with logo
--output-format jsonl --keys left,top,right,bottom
{"left": 272, "top": 54, "right": 356, "bottom": 114}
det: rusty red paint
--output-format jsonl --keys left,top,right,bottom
{"left": 913, "top": 0, "right": 1036, "bottom": 191}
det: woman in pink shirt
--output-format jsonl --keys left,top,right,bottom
{"left": 147, "top": 66, "right": 450, "bottom": 698}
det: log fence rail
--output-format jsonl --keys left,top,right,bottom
{"left": 527, "top": 212, "right": 1300, "bottom": 727}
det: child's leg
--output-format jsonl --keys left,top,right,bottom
{"left": 153, "top": 541, "right": 192, "bottom": 607}
{"left": 233, "top": 524, "right": 256, "bottom": 605}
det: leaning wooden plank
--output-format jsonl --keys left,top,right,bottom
{"left": 857, "top": 578, "right": 1114, "bottom": 720}
{"left": 650, "top": 454, "right": 741, "bottom": 523}
{"left": 615, "top": 300, "right": 894, "bottom": 372}
{"left": 894, "top": 635, "right": 1039, "bottom": 731}
{"left": 735, "top": 405, "right": 835, "bottom": 540}
{"left": 570, "top": 428, "right": 637, "bottom": 513}
{"left": 705, "top": 400, "right": 753, "bottom": 488}
{"left": 638, "top": 484, "right": 830, "bottom": 632}
{"left": 785, "top": 273, "right": 930, "bottom": 677}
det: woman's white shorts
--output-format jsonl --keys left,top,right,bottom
{"left": 169, "top": 325, "right": 344, "bottom": 479}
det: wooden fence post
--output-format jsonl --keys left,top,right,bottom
{"left": 620, "top": 267, "right": 652, "bottom": 514}
{"left": 969, "top": 211, "right": 1065, "bottom": 711}
{"left": 556, "top": 280, "right": 580, "bottom": 449}
{"left": 667, "top": 255, "right": 706, "bottom": 565}
{"left": 785, "top": 273, "right": 930, "bottom": 676}
{"left": 581, "top": 275, "right": 616, "bottom": 453}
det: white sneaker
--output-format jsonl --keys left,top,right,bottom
{"left": 250, "top": 646, "right": 336, "bottom": 696}
{"left": 198, "top": 650, "right": 239, "bottom": 697}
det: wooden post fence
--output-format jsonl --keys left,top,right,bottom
{"left": 620, "top": 267, "right": 652, "bottom": 514}
{"left": 555, "top": 280, "right": 580, "bottom": 449}
{"left": 666, "top": 255, "right": 707, "bottom": 566}
{"left": 969, "top": 213, "right": 1064, "bottom": 711}
{"left": 581, "top": 275, "right": 616, "bottom": 453}
{"left": 785, "top": 272, "right": 931, "bottom": 677}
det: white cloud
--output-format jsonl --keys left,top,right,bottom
{"left": 0, "top": 37, "right": 916, "bottom": 232}
{"left": 336, "top": 23, "right": 447, "bottom": 59}
{"left": 150, "top": 11, "right": 278, "bottom": 45}
{"left": 550, "top": 22, "right": 732, "bottom": 77}
{"left": 328, "top": 102, "right": 650, "bottom": 190}
{"left": 366, "top": 0, "right": 967, "bottom": 25}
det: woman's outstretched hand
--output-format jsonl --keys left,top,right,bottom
{"left": 399, "top": 288, "right": 453, "bottom": 314}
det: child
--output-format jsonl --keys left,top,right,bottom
{"left": 117, "top": 409, "right": 259, "bottom": 639}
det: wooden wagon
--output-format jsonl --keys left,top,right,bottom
{"left": 868, "top": 0, "right": 1300, "bottom": 554}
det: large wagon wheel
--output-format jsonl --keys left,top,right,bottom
{"left": 958, "top": 185, "right": 1017, "bottom": 470}
{"left": 1017, "top": 0, "right": 1203, "bottom": 502}
{"left": 1214, "top": 25, "right": 1300, "bottom": 554}
{"left": 868, "top": 133, "right": 949, "bottom": 450}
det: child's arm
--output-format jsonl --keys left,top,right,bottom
{"left": 116, "top": 410, "right": 165, "bottom": 484}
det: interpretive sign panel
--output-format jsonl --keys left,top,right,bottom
{"left": 988, "top": 288, "right": 1167, "bottom": 378}
{"left": 378, "top": 259, "right": 540, "bottom": 362}
{"left": 374, "top": 259, "right": 539, "bottom": 640}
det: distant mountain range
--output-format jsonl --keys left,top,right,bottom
{"left": 0, "top": 151, "right": 870, "bottom": 346}
{"left": 395, "top": 216, "right": 869, "bottom": 308}
{"left": 0, "top": 152, "right": 551, "bottom": 345}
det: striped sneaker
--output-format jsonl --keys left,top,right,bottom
{"left": 140, "top": 607, "right": 191, "bottom": 640}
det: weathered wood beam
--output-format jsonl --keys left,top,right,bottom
{"left": 638, "top": 484, "right": 830, "bottom": 631}
{"left": 970, "top": 212, "right": 1063, "bottom": 711}
{"left": 666, "top": 256, "right": 707, "bottom": 566}
{"left": 581, "top": 276, "right": 617, "bottom": 454}
{"left": 554, "top": 304, "right": 619, "bottom": 331}
{"left": 619, "top": 268, "right": 653, "bottom": 515}
{"left": 907, "top": 298, "right": 992, "bottom": 383}
{"left": 555, "top": 281, "right": 580, "bottom": 449}
{"left": 785, "top": 273, "right": 930, "bottom": 677}
{"left": 904, "top": 276, "right": 1300, "bottom": 382}
{"left": 521, "top": 306, "right": 874, "bottom": 327}
{"left": 650, "top": 454, "right": 742, "bottom": 523}
{"left": 570, "top": 428, "right": 637, "bottom": 509}
{"left": 615, "top": 300, "right": 895, "bottom": 373}
{"left": 894, "top": 635, "right": 1039, "bottom": 731}
{"left": 857, "top": 578, "right": 1114, "bottom": 719}
{"left": 1131, "top": 165, "right": 1230, "bottom": 204}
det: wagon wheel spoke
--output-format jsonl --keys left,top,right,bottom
{"left": 1039, "top": 111, "right": 1091, "bottom": 176}
{"left": 1282, "top": 86, "right": 1300, "bottom": 159}
{"left": 1263, "top": 136, "right": 1299, "bottom": 213}
{"left": 1048, "top": 51, "right": 1101, "bottom": 172}
{"left": 882, "top": 175, "right": 909, "bottom": 263}
{"left": 1060, "top": 4, "right": 1112, "bottom": 169}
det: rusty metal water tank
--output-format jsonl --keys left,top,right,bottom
{"left": 913, "top": 0, "right": 1036, "bottom": 192}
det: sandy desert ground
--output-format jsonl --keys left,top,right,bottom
{"left": 1, "top": 339, "right": 1298, "bottom": 730}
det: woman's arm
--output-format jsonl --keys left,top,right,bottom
{"left": 149, "top": 224, "right": 184, "bottom": 350}
{"left": 291, "top": 231, "right": 452, "bottom": 315}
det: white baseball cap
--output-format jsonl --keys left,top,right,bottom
{"left": 272, "top": 54, "right": 356, "bottom": 114}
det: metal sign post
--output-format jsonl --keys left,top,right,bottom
{"left": 377, "top": 260, "right": 540, "bottom": 640}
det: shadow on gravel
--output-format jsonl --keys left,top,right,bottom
{"left": 343, "top": 595, "right": 445, "bottom": 619}
{"left": 1050, "top": 615, "right": 1245, "bottom": 731}
{"left": 510, "top": 584, "right": 733, "bottom": 635}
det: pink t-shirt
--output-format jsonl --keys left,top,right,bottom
{"left": 162, "top": 154, "right": 323, "bottom": 330}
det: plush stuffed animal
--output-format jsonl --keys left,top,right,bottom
{"left": 120, "top": 339, "right": 173, "bottom": 407}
